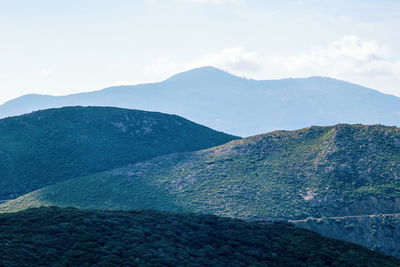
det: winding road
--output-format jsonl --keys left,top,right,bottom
{"left": 289, "top": 213, "right": 400, "bottom": 223}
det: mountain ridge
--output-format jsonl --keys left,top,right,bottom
{"left": 0, "top": 106, "right": 238, "bottom": 200}
{"left": 3, "top": 123, "right": 398, "bottom": 218}
{"left": 1, "top": 122, "right": 399, "bottom": 257}
{"left": 1, "top": 67, "right": 399, "bottom": 136}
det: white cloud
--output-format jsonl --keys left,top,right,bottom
{"left": 40, "top": 68, "right": 54, "bottom": 78}
{"left": 263, "top": 35, "right": 400, "bottom": 95}
{"left": 111, "top": 80, "right": 145, "bottom": 86}
{"left": 273, "top": 35, "right": 400, "bottom": 77}
{"left": 146, "top": 0, "right": 239, "bottom": 4}
{"left": 195, "top": 47, "right": 261, "bottom": 72}
{"left": 40, "top": 69, "right": 54, "bottom": 78}
{"left": 186, "top": 0, "right": 237, "bottom": 4}
{"left": 143, "top": 35, "right": 400, "bottom": 96}
{"left": 144, "top": 47, "right": 262, "bottom": 78}
{"left": 174, "top": 0, "right": 239, "bottom": 3}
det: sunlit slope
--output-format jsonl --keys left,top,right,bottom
{"left": 3, "top": 124, "right": 398, "bottom": 220}
{"left": 0, "top": 106, "right": 238, "bottom": 200}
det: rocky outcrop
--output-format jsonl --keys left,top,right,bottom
{"left": 293, "top": 214, "right": 400, "bottom": 258}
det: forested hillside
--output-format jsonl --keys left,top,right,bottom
{"left": 0, "top": 106, "right": 237, "bottom": 200}
{"left": 0, "top": 207, "right": 398, "bottom": 266}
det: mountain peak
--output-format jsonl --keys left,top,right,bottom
{"left": 164, "top": 66, "right": 242, "bottom": 83}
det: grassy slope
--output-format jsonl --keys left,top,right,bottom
{"left": 0, "top": 106, "right": 238, "bottom": 200}
{"left": 2, "top": 124, "right": 399, "bottom": 220}
{"left": 0, "top": 207, "right": 398, "bottom": 266}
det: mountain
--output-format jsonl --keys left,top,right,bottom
{"left": 4, "top": 124, "right": 398, "bottom": 218}
{"left": 1, "top": 67, "right": 400, "bottom": 136}
{"left": 0, "top": 207, "right": 398, "bottom": 266}
{"left": 2, "top": 124, "right": 399, "bottom": 256}
{"left": 0, "top": 106, "right": 237, "bottom": 200}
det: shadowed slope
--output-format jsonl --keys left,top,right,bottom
{"left": 0, "top": 207, "right": 398, "bottom": 266}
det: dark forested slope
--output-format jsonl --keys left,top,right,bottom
{"left": 0, "top": 207, "right": 398, "bottom": 266}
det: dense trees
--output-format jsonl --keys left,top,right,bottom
{"left": 0, "top": 207, "right": 398, "bottom": 266}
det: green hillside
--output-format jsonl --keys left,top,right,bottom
{"left": 2, "top": 124, "right": 399, "bottom": 258}
{"left": 4, "top": 124, "right": 398, "bottom": 219}
{"left": 0, "top": 106, "right": 237, "bottom": 200}
{"left": 0, "top": 207, "right": 398, "bottom": 266}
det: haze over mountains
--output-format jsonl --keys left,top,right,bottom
{"left": 1, "top": 66, "right": 400, "bottom": 136}
{"left": 0, "top": 73, "right": 399, "bottom": 262}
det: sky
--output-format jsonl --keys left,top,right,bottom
{"left": 0, "top": 0, "right": 399, "bottom": 104}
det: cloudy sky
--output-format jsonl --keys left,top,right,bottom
{"left": 0, "top": 0, "right": 399, "bottom": 103}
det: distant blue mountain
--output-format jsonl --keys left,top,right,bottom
{"left": 1, "top": 66, "right": 399, "bottom": 136}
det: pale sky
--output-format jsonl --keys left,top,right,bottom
{"left": 1, "top": 0, "right": 400, "bottom": 104}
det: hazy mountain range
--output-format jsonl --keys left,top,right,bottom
{"left": 1, "top": 66, "right": 399, "bottom": 136}
{"left": 1, "top": 69, "right": 400, "bottom": 262}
